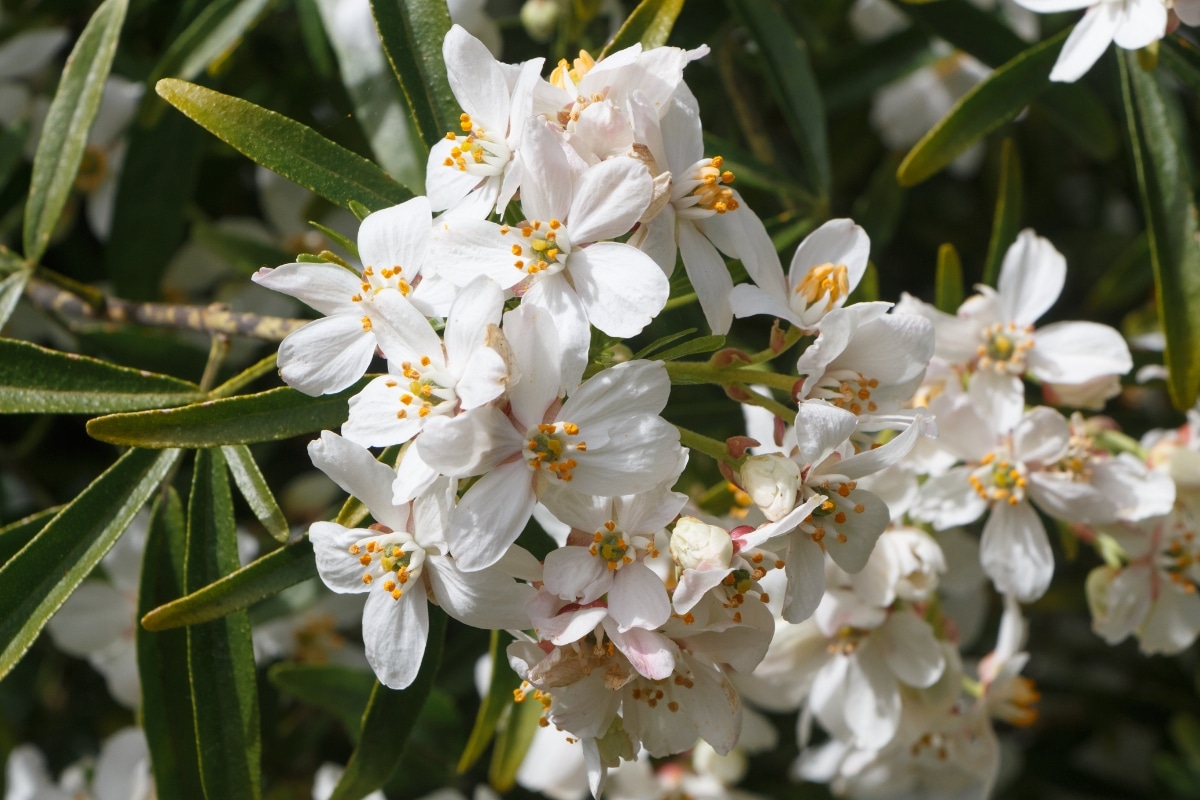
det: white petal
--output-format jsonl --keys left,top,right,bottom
{"left": 787, "top": 219, "right": 870, "bottom": 301}
{"left": 1113, "top": 0, "right": 1167, "bottom": 49}
{"left": 308, "top": 431, "right": 408, "bottom": 530}
{"left": 276, "top": 315, "right": 375, "bottom": 396}
{"left": 0, "top": 28, "right": 69, "bottom": 79}
{"left": 520, "top": 273, "right": 588, "bottom": 392}
{"left": 568, "top": 157, "right": 651, "bottom": 243}
{"left": 728, "top": 282, "right": 802, "bottom": 326}
{"left": 428, "top": 216, "right": 520, "bottom": 288}
{"left": 518, "top": 119, "right": 574, "bottom": 220}
{"left": 606, "top": 624, "right": 677, "bottom": 680}
{"left": 426, "top": 138, "right": 490, "bottom": 212}
{"left": 502, "top": 300, "right": 564, "bottom": 423}
{"left": 823, "top": 489, "right": 891, "bottom": 574}
{"left": 417, "top": 405, "right": 523, "bottom": 477}
{"left": 677, "top": 220, "right": 734, "bottom": 334}
{"left": 998, "top": 229, "right": 1065, "bottom": 326}
{"left": 568, "top": 243, "right": 669, "bottom": 338}
{"left": 1011, "top": 406, "right": 1070, "bottom": 465}
{"left": 543, "top": 546, "right": 610, "bottom": 604}
{"left": 443, "top": 24, "right": 510, "bottom": 132}
{"left": 560, "top": 359, "right": 670, "bottom": 426}
{"left": 1049, "top": 4, "right": 1121, "bottom": 83}
{"left": 843, "top": 641, "right": 901, "bottom": 750}
{"left": 880, "top": 612, "right": 945, "bottom": 688}
{"left": 427, "top": 556, "right": 533, "bottom": 628}
{"left": 251, "top": 261, "right": 361, "bottom": 316}
{"left": 448, "top": 460, "right": 537, "bottom": 571}
{"left": 309, "top": 522, "right": 375, "bottom": 594}
{"left": 912, "top": 466, "right": 988, "bottom": 529}
{"left": 443, "top": 275, "right": 504, "bottom": 367}
{"left": 363, "top": 582, "right": 429, "bottom": 689}
{"left": 1027, "top": 321, "right": 1132, "bottom": 384}
{"left": 610, "top": 562, "right": 671, "bottom": 631}
{"left": 673, "top": 566, "right": 733, "bottom": 614}
{"left": 92, "top": 728, "right": 150, "bottom": 800}
{"left": 980, "top": 500, "right": 1054, "bottom": 602}
{"left": 342, "top": 376, "right": 426, "bottom": 448}
{"left": 564, "top": 416, "right": 682, "bottom": 497}
{"left": 698, "top": 195, "right": 784, "bottom": 295}
{"left": 358, "top": 197, "right": 431, "bottom": 278}
{"left": 365, "top": 289, "right": 444, "bottom": 367}
{"left": 795, "top": 401, "right": 858, "bottom": 467}
{"left": 47, "top": 582, "right": 131, "bottom": 657}
{"left": 782, "top": 538, "right": 827, "bottom": 623}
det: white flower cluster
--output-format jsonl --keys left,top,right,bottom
{"left": 245, "top": 24, "right": 1184, "bottom": 798}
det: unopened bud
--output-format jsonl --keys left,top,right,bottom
{"left": 520, "top": 0, "right": 559, "bottom": 43}
{"left": 740, "top": 454, "right": 801, "bottom": 522}
{"left": 670, "top": 517, "right": 733, "bottom": 571}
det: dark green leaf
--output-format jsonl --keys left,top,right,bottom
{"left": 137, "top": 490, "right": 206, "bottom": 800}
{"left": 156, "top": 79, "right": 413, "bottom": 213}
{"left": 86, "top": 381, "right": 366, "bottom": 448}
{"left": 488, "top": 687, "right": 543, "bottom": 792}
{"left": 727, "top": 0, "right": 830, "bottom": 199}
{"left": 0, "top": 270, "right": 30, "bottom": 331}
{"left": 142, "top": 537, "right": 316, "bottom": 630}
{"left": 935, "top": 243, "right": 964, "bottom": 314}
{"left": 1162, "top": 37, "right": 1200, "bottom": 93}
{"left": 633, "top": 328, "right": 698, "bottom": 359}
{"left": 369, "top": 0, "right": 458, "bottom": 149}
{"left": 0, "top": 338, "right": 204, "bottom": 414}
{"left": 0, "top": 447, "right": 179, "bottom": 679}
{"left": 897, "top": 30, "right": 1066, "bottom": 187}
{"left": 655, "top": 335, "right": 725, "bottom": 361}
{"left": 186, "top": 449, "right": 261, "bottom": 800}
{"left": 0, "top": 507, "right": 59, "bottom": 567}
{"left": 222, "top": 444, "right": 289, "bottom": 542}
{"left": 1121, "top": 53, "right": 1200, "bottom": 410}
{"left": 458, "top": 631, "right": 520, "bottom": 773}
{"left": 23, "top": 0, "right": 129, "bottom": 263}
{"left": 269, "top": 662, "right": 376, "bottom": 739}
{"left": 602, "top": 0, "right": 686, "bottom": 56}
{"left": 147, "top": 0, "right": 273, "bottom": 97}
{"left": 330, "top": 609, "right": 447, "bottom": 800}
{"left": 982, "top": 138, "right": 1022, "bottom": 287}
{"left": 822, "top": 28, "right": 934, "bottom": 114}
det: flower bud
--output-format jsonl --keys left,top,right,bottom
{"left": 520, "top": 0, "right": 558, "bottom": 43}
{"left": 670, "top": 517, "right": 733, "bottom": 571}
{"left": 740, "top": 454, "right": 801, "bottom": 522}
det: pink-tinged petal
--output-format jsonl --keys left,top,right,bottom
{"left": 443, "top": 24, "right": 510, "bottom": 132}
{"left": 605, "top": 622, "right": 678, "bottom": 680}
{"left": 365, "top": 289, "right": 444, "bottom": 367}
{"left": 308, "top": 431, "right": 408, "bottom": 530}
{"left": 426, "top": 555, "right": 533, "bottom": 628}
{"left": 443, "top": 276, "right": 504, "bottom": 367}
{"left": 417, "top": 406, "right": 523, "bottom": 477}
{"left": 565, "top": 416, "right": 682, "bottom": 497}
{"left": 502, "top": 301, "right": 564, "bottom": 424}
{"left": 729, "top": 283, "right": 802, "bottom": 326}
{"left": 912, "top": 466, "right": 988, "bottom": 529}
{"left": 1012, "top": 406, "right": 1070, "bottom": 466}
{"left": 309, "top": 521, "right": 375, "bottom": 593}
{"left": 251, "top": 261, "right": 361, "bottom": 316}
{"left": 342, "top": 375, "right": 426, "bottom": 448}
{"left": 610, "top": 562, "right": 671, "bottom": 631}
{"left": 823, "top": 489, "right": 890, "bottom": 574}
{"left": 1049, "top": 4, "right": 1121, "bottom": 82}
{"left": 568, "top": 157, "right": 651, "bottom": 243}
{"left": 673, "top": 566, "right": 732, "bottom": 614}
{"left": 880, "top": 612, "right": 945, "bottom": 688}
{"left": 787, "top": 219, "right": 870, "bottom": 298}
{"left": 358, "top": 197, "right": 431, "bottom": 277}
{"left": 540, "top": 605, "right": 609, "bottom": 645}
{"left": 568, "top": 243, "right": 669, "bottom": 337}
{"left": 698, "top": 194, "right": 784, "bottom": 295}
{"left": 448, "top": 460, "right": 537, "bottom": 571}
{"left": 429, "top": 216, "right": 523, "bottom": 288}
{"left": 543, "top": 546, "right": 611, "bottom": 604}
{"left": 997, "top": 230, "right": 1065, "bottom": 325}
{"left": 560, "top": 359, "right": 670, "bottom": 426}
{"left": 1027, "top": 321, "right": 1131, "bottom": 384}
{"left": 980, "top": 500, "right": 1054, "bottom": 602}
{"left": 518, "top": 119, "right": 574, "bottom": 220}
{"left": 1113, "top": 0, "right": 1167, "bottom": 49}
{"left": 520, "top": 274, "right": 587, "bottom": 392}
{"left": 363, "top": 582, "right": 428, "bottom": 689}
{"left": 782, "top": 537, "right": 827, "bottom": 624}
{"left": 843, "top": 640, "right": 901, "bottom": 749}
{"left": 276, "top": 315, "right": 375, "bottom": 395}
{"left": 677, "top": 219, "right": 733, "bottom": 334}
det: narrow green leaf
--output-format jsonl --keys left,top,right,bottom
{"left": 222, "top": 444, "right": 289, "bottom": 541}
{"left": 186, "top": 449, "right": 261, "bottom": 800}
{"left": 1162, "top": 37, "right": 1200, "bottom": 94}
{"left": 0, "top": 447, "right": 179, "bottom": 679}
{"left": 86, "top": 381, "right": 366, "bottom": 448}
{"left": 156, "top": 79, "right": 413, "bottom": 213}
{"left": 142, "top": 537, "right": 316, "bottom": 630}
{"left": 654, "top": 334, "right": 726, "bottom": 361}
{"left": 268, "top": 663, "right": 376, "bottom": 739}
{"left": 633, "top": 328, "right": 698, "bottom": 359}
{"left": 0, "top": 507, "right": 59, "bottom": 567}
{"left": 457, "top": 631, "right": 520, "bottom": 773}
{"left": 330, "top": 609, "right": 447, "bottom": 800}
{"left": 369, "top": 0, "right": 458, "bottom": 148}
{"left": 317, "top": 0, "right": 426, "bottom": 190}
{"left": 727, "top": 0, "right": 830, "bottom": 199}
{"left": 149, "top": 0, "right": 273, "bottom": 91}
{"left": 308, "top": 220, "right": 360, "bottom": 261}
{"left": 935, "top": 243, "right": 964, "bottom": 314}
{"left": 982, "top": 138, "right": 1022, "bottom": 287}
{"left": 1121, "top": 53, "right": 1200, "bottom": 410}
{"left": 488, "top": 689, "right": 543, "bottom": 792}
{"left": 0, "top": 270, "right": 30, "bottom": 331}
{"left": 296, "top": 0, "right": 336, "bottom": 78}
{"left": 0, "top": 339, "right": 204, "bottom": 414}
{"left": 137, "top": 490, "right": 206, "bottom": 800}
{"left": 23, "top": 0, "right": 129, "bottom": 263}
{"left": 822, "top": 28, "right": 934, "bottom": 114}
{"left": 897, "top": 30, "right": 1067, "bottom": 187}
{"left": 601, "top": 0, "right": 686, "bottom": 56}
{"left": 1085, "top": 234, "right": 1152, "bottom": 314}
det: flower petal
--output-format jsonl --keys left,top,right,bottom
{"left": 568, "top": 157, "right": 651, "bottom": 243}
{"left": 997, "top": 229, "right": 1065, "bottom": 326}
{"left": 251, "top": 261, "right": 361, "bottom": 316}
{"left": 567, "top": 243, "right": 669, "bottom": 339}
{"left": 677, "top": 219, "right": 734, "bottom": 334}
{"left": 448, "top": 460, "right": 537, "bottom": 571}
{"left": 610, "top": 561, "right": 671, "bottom": 631}
{"left": 308, "top": 431, "right": 409, "bottom": 530}
{"left": 426, "top": 555, "right": 533, "bottom": 628}
{"left": 276, "top": 315, "right": 375, "bottom": 396}
{"left": 980, "top": 500, "right": 1054, "bottom": 602}
{"left": 363, "top": 582, "right": 429, "bottom": 689}
{"left": 1027, "top": 321, "right": 1132, "bottom": 385}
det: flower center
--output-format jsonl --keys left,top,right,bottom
{"left": 442, "top": 113, "right": 511, "bottom": 177}
{"left": 976, "top": 322, "right": 1034, "bottom": 374}
{"left": 673, "top": 156, "right": 737, "bottom": 219}
{"left": 829, "top": 624, "right": 870, "bottom": 655}
{"left": 809, "top": 370, "right": 880, "bottom": 415}
{"left": 386, "top": 356, "right": 457, "bottom": 421}
{"left": 352, "top": 265, "right": 412, "bottom": 306}
{"left": 589, "top": 521, "right": 633, "bottom": 571}
{"left": 792, "top": 262, "right": 850, "bottom": 318}
{"left": 801, "top": 481, "right": 863, "bottom": 547}
{"left": 969, "top": 451, "right": 1027, "bottom": 505}
{"left": 348, "top": 531, "right": 426, "bottom": 601}
{"left": 525, "top": 421, "right": 587, "bottom": 482}
{"left": 549, "top": 50, "right": 596, "bottom": 90}
{"left": 501, "top": 219, "right": 570, "bottom": 277}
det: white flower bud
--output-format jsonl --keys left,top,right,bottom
{"left": 520, "top": 0, "right": 558, "bottom": 43}
{"left": 670, "top": 517, "right": 733, "bottom": 571}
{"left": 740, "top": 454, "right": 801, "bottom": 522}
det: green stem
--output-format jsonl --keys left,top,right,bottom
{"left": 746, "top": 324, "right": 806, "bottom": 365}
{"left": 675, "top": 425, "right": 736, "bottom": 467}
{"left": 663, "top": 291, "right": 698, "bottom": 311}
{"left": 736, "top": 386, "right": 796, "bottom": 424}
{"left": 209, "top": 353, "right": 278, "bottom": 399}
{"left": 664, "top": 360, "right": 798, "bottom": 393}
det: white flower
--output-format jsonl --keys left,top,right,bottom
{"left": 253, "top": 196, "right": 445, "bottom": 395}
{"left": 670, "top": 517, "right": 734, "bottom": 572}
{"left": 307, "top": 431, "right": 533, "bottom": 688}
{"left": 740, "top": 454, "right": 802, "bottom": 522}
{"left": 4, "top": 728, "right": 153, "bottom": 800}
{"left": 1012, "top": 0, "right": 1168, "bottom": 82}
